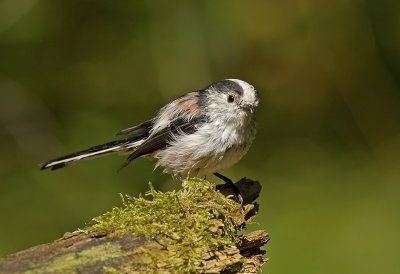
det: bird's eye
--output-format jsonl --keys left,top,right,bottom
{"left": 227, "top": 94, "right": 235, "bottom": 103}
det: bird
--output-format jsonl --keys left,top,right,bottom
{"left": 40, "top": 79, "right": 259, "bottom": 201}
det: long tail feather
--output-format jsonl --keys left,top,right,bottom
{"left": 40, "top": 137, "right": 141, "bottom": 170}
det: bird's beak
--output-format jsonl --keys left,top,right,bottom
{"left": 241, "top": 104, "right": 255, "bottom": 114}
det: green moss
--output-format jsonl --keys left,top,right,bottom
{"left": 87, "top": 178, "right": 245, "bottom": 272}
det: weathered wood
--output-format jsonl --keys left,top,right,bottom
{"left": 0, "top": 178, "right": 269, "bottom": 273}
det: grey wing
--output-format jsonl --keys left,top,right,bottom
{"left": 117, "top": 117, "right": 201, "bottom": 171}
{"left": 116, "top": 120, "right": 153, "bottom": 137}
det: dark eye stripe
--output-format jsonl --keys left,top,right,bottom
{"left": 209, "top": 80, "right": 244, "bottom": 96}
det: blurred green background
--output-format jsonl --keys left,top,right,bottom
{"left": 1, "top": 0, "right": 400, "bottom": 273}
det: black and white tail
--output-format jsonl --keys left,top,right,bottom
{"left": 40, "top": 137, "right": 141, "bottom": 170}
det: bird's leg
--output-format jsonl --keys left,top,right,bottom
{"left": 213, "top": 172, "right": 243, "bottom": 204}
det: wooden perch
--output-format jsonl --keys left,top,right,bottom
{"left": 0, "top": 178, "right": 269, "bottom": 273}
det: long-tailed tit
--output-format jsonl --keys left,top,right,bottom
{"left": 41, "top": 79, "right": 259, "bottom": 200}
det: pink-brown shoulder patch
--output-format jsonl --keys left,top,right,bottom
{"left": 175, "top": 92, "right": 202, "bottom": 116}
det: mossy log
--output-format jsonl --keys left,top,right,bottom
{"left": 0, "top": 178, "right": 269, "bottom": 273}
